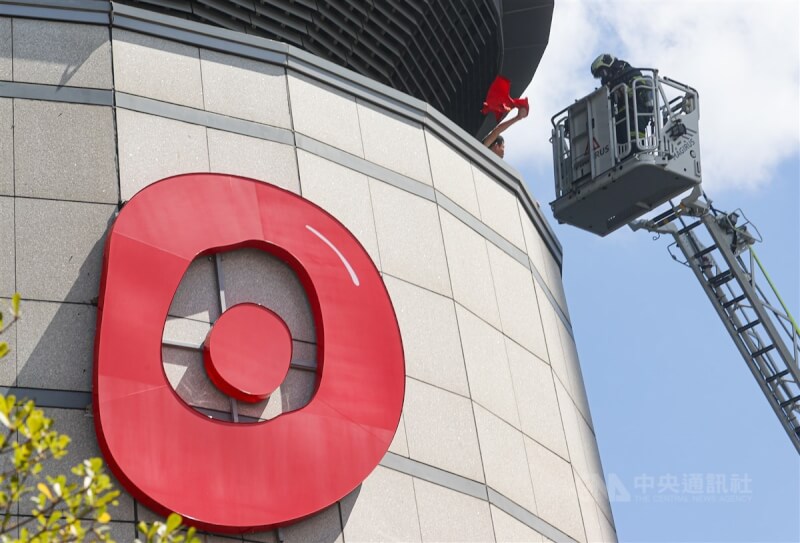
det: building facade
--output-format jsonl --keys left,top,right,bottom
{"left": 0, "top": 1, "right": 615, "bottom": 541}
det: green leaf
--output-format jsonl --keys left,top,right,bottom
{"left": 166, "top": 512, "right": 182, "bottom": 532}
{"left": 37, "top": 482, "right": 53, "bottom": 501}
{"left": 0, "top": 342, "right": 8, "bottom": 360}
{"left": 10, "top": 293, "right": 20, "bottom": 317}
{"left": 48, "top": 510, "right": 63, "bottom": 527}
{"left": 27, "top": 411, "right": 43, "bottom": 434}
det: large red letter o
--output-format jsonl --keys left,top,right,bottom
{"left": 93, "top": 174, "right": 405, "bottom": 533}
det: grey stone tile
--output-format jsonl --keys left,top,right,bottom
{"left": 370, "top": 180, "right": 451, "bottom": 297}
{"left": 0, "top": 197, "right": 13, "bottom": 297}
{"left": 455, "top": 305, "right": 519, "bottom": 428}
{"left": 133, "top": 501, "right": 162, "bottom": 526}
{"left": 506, "top": 339, "right": 569, "bottom": 461}
{"left": 134, "top": 500, "right": 178, "bottom": 527}
{"left": 14, "top": 100, "right": 118, "bottom": 203}
{"left": 536, "top": 282, "right": 560, "bottom": 368}
{"left": 439, "top": 210, "right": 500, "bottom": 328}
{"left": 117, "top": 109, "right": 209, "bottom": 201}
{"left": 288, "top": 72, "right": 363, "bottom": 157}
{"left": 487, "top": 244, "right": 548, "bottom": 362}
{"left": 473, "top": 166, "right": 526, "bottom": 251}
{"left": 546, "top": 311, "right": 573, "bottom": 413}
{"left": 357, "top": 100, "right": 432, "bottom": 185}
{"left": 0, "top": 516, "right": 19, "bottom": 539}
{"left": 560, "top": 327, "right": 593, "bottom": 429}
{"left": 474, "top": 405, "right": 537, "bottom": 513}
{"left": 490, "top": 506, "right": 544, "bottom": 543}
{"left": 388, "top": 412, "right": 409, "bottom": 457}
{"left": 237, "top": 367, "right": 315, "bottom": 421}
{"left": 381, "top": 452, "right": 487, "bottom": 500}
{"left": 162, "top": 316, "right": 211, "bottom": 348}
{"left": 575, "top": 478, "right": 603, "bottom": 543}
{"left": 194, "top": 532, "right": 243, "bottom": 542}
{"left": 295, "top": 132, "right": 434, "bottom": 201}
{"left": 518, "top": 200, "right": 549, "bottom": 283}
{"left": 112, "top": 29, "right": 203, "bottom": 109}
{"left": 340, "top": 466, "right": 421, "bottom": 542}
{"left": 16, "top": 300, "right": 95, "bottom": 391}
{"left": 162, "top": 345, "right": 231, "bottom": 415}
{"left": 0, "top": 98, "right": 11, "bottom": 196}
{"left": 15, "top": 198, "right": 115, "bottom": 303}
{"left": 220, "top": 248, "right": 315, "bottom": 343}
{"left": 0, "top": 18, "right": 10, "bottom": 81}
{"left": 297, "top": 150, "right": 380, "bottom": 267}
{"left": 594, "top": 483, "right": 614, "bottom": 537}
{"left": 598, "top": 507, "right": 618, "bottom": 543}
{"left": 544, "top": 251, "right": 570, "bottom": 320}
{"left": 289, "top": 339, "right": 317, "bottom": 369}
{"left": 105, "top": 523, "right": 138, "bottom": 542}
{"left": 169, "top": 256, "right": 220, "bottom": 323}
{"left": 554, "top": 380, "right": 584, "bottom": 475}
{"left": 242, "top": 528, "right": 279, "bottom": 543}
{"left": 207, "top": 129, "right": 299, "bottom": 193}
{"left": 12, "top": 19, "right": 111, "bottom": 89}
{"left": 281, "top": 503, "right": 343, "bottom": 543}
{"left": 524, "top": 436, "right": 586, "bottom": 543}
{"left": 39, "top": 408, "right": 135, "bottom": 522}
{"left": 200, "top": 49, "right": 290, "bottom": 128}
{"left": 425, "top": 130, "right": 479, "bottom": 216}
{"left": 529, "top": 230, "right": 568, "bottom": 322}
{"left": 578, "top": 418, "right": 608, "bottom": 512}
{"left": 413, "top": 478, "right": 495, "bottom": 543}
{"left": 0, "top": 297, "right": 16, "bottom": 386}
{"left": 403, "top": 378, "right": 483, "bottom": 482}
{"left": 383, "top": 276, "right": 469, "bottom": 396}
{"left": 6, "top": 517, "right": 135, "bottom": 539}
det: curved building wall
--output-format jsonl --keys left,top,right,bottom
{"left": 111, "top": 0, "right": 555, "bottom": 137}
{"left": 0, "top": 3, "right": 615, "bottom": 542}
{"left": 115, "top": 0, "right": 502, "bottom": 136}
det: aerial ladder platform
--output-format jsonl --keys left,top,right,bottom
{"left": 550, "top": 69, "right": 800, "bottom": 454}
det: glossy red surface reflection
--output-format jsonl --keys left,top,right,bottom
{"left": 93, "top": 174, "right": 405, "bottom": 533}
{"left": 203, "top": 302, "right": 292, "bottom": 403}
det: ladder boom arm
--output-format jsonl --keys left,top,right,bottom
{"left": 634, "top": 202, "right": 800, "bottom": 454}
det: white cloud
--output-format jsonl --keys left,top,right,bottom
{"left": 504, "top": 0, "right": 800, "bottom": 197}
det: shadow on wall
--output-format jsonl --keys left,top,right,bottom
{"left": 15, "top": 226, "right": 109, "bottom": 395}
{"left": 9, "top": 18, "right": 110, "bottom": 88}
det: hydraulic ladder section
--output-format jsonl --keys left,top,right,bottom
{"left": 633, "top": 196, "right": 800, "bottom": 453}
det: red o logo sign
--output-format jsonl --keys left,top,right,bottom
{"left": 93, "top": 174, "right": 405, "bottom": 533}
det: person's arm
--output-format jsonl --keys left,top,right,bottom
{"left": 483, "top": 106, "right": 529, "bottom": 148}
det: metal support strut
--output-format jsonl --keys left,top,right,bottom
{"left": 632, "top": 197, "right": 800, "bottom": 454}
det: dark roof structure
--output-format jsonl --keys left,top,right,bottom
{"left": 116, "top": 0, "right": 554, "bottom": 136}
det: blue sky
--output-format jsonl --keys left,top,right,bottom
{"left": 506, "top": 1, "right": 800, "bottom": 540}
